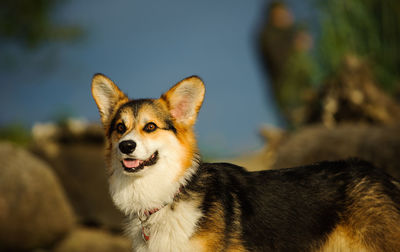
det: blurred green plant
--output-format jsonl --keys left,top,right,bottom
{"left": 314, "top": 0, "right": 400, "bottom": 93}
{"left": 278, "top": 49, "right": 316, "bottom": 127}
{"left": 0, "top": 0, "right": 83, "bottom": 48}
{"left": 261, "top": 0, "right": 400, "bottom": 127}
{"left": 0, "top": 123, "right": 31, "bottom": 146}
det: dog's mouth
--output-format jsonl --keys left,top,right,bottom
{"left": 121, "top": 151, "right": 159, "bottom": 173}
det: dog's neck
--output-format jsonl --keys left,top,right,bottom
{"left": 109, "top": 154, "right": 200, "bottom": 217}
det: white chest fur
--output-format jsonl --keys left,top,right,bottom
{"left": 126, "top": 199, "right": 203, "bottom": 252}
{"left": 109, "top": 159, "right": 202, "bottom": 251}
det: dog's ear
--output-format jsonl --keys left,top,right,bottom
{"left": 91, "top": 73, "right": 128, "bottom": 125}
{"left": 161, "top": 76, "right": 205, "bottom": 126}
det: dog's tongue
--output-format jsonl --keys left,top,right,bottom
{"left": 123, "top": 159, "right": 141, "bottom": 168}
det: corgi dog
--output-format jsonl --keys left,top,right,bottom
{"left": 92, "top": 74, "right": 400, "bottom": 252}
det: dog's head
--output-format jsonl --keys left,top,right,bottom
{"left": 91, "top": 74, "right": 205, "bottom": 180}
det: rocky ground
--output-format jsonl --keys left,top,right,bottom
{"left": 226, "top": 124, "right": 400, "bottom": 180}
{"left": 0, "top": 121, "right": 131, "bottom": 252}
{"left": 1, "top": 120, "right": 399, "bottom": 251}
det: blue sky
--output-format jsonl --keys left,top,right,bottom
{"left": 0, "top": 0, "right": 315, "bottom": 156}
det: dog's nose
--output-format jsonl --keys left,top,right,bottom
{"left": 119, "top": 140, "right": 137, "bottom": 154}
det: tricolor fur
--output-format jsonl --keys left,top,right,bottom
{"left": 92, "top": 74, "right": 400, "bottom": 252}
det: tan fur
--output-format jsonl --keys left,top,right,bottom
{"left": 317, "top": 178, "right": 400, "bottom": 252}
{"left": 191, "top": 194, "right": 247, "bottom": 252}
{"left": 343, "top": 179, "right": 400, "bottom": 251}
{"left": 173, "top": 127, "right": 198, "bottom": 182}
{"left": 157, "top": 92, "right": 200, "bottom": 182}
{"left": 191, "top": 202, "right": 226, "bottom": 251}
{"left": 316, "top": 225, "right": 369, "bottom": 252}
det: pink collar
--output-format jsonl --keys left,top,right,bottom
{"left": 143, "top": 208, "right": 161, "bottom": 218}
{"left": 139, "top": 185, "right": 184, "bottom": 242}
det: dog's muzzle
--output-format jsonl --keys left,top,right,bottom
{"left": 121, "top": 151, "right": 159, "bottom": 173}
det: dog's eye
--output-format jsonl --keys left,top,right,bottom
{"left": 143, "top": 122, "right": 157, "bottom": 133}
{"left": 116, "top": 123, "right": 126, "bottom": 134}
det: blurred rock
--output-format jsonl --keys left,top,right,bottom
{"left": 269, "top": 124, "right": 400, "bottom": 179}
{"left": 231, "top": 124, "right": 400, "bottom": 179}
{"left": 54, "top": 228, "right": 131, "bottom": 252}
{"left": 306, "top": 55, "right": 400, "bottom": 127}
{"left": 31, "top": 120, "right": 124, "bottom": 231}
{"left": 223, "top": 126, "right": 286, "bottom": 171}
{"left": 0, "top": 142, "right": 75, "bottom": 251}
{"left": 32, "top": 118, "right": 104, "bottom": 145}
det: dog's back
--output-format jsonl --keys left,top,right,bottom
{"left": 188, "top": 159, "right": 400, "bottom": 251}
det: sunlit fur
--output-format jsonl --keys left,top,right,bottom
{"left": 108, "top": 102, "right": 197, "bottom": 212}
{"left": 93, "top": 74, "right": 400, "bottom": 252}
{"left": 92, "top": 74, "right": 205, "bottom": 251}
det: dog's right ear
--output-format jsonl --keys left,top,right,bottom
{"left": 91, "top": 73, "right": 128, "bottom": 125}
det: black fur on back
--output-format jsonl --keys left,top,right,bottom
{"left": 184, "top": 158, "right": 400, "bottom": 251}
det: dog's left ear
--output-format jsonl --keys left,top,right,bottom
{"left": 91, "top": 73, "right": 128, "bottom": 125}
{"left": 161, "top": 76, "right": 205, "bottom": 126}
